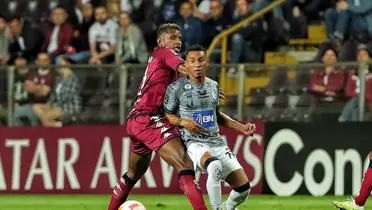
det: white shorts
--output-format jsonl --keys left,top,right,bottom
{"left": 187, "top": 142, "right": 243, "bottom": 180}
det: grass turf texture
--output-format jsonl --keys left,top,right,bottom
{"left": 0, "top": 195, "right": 351, "bottom": 209}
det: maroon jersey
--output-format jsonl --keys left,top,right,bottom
{"left": 128, "top": 46, "right": 184, "bottom": 117}
{"left": 26, "top": 69, "right": 55, "bottom": 103}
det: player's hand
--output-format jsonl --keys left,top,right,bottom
{"left": 241, "top": 123, "right": 256, "bottom": 136}
{"left": 219, "top": 88, "right": 226, "bottom": 99}
{"left": 178, "top": 64, "right": 188, "bottom": 76}
{"left": 180, "top": 119, "right": 207, "bottom": 134}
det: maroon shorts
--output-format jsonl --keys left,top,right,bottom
{"left": 126, "top": 115, "right": 180, "bottom": 156}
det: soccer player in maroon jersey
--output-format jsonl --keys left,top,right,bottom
{"left": 332, "top": 151, "right": 372, "bottom": 210}
{"left": 107, "top": 23, "right": 208, "bottom": 210}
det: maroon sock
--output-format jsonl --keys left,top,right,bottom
{"left": 178, "top": 170, "right": 207, "bottom": 210}
{"left": 108, "top": 173, "right": 137, "bottom": 210}
{"left": 355, "top": 161, "right": 372, "bottom": 206}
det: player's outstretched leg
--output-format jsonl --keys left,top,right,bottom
{"left": 107, "top": 151, "right": 151, "bottom": 210}
{"left": 355, "top": 152, "right": 372, "bottom": 206}
{"left": 158, "top": 138, "right": 208, "bottom": 210}
{"left": 199, "top": 152, "right": 223, "bottom": 209}
{"left": 223, "top": 169, "right": 251, "bottom": 210}
{"left": 332, "top": 151, "right": 372, "bottom": 210}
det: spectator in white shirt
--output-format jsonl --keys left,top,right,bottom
{"left": 89, "top": 6, "right": 118, "bottom": 64}
{"left": 189, "top": 0, "right": 210, "bottom": 20}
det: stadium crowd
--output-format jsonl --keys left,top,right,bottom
{"left": 0, "top": 0, "right": 372, "bottom": 126}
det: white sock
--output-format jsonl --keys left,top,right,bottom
{"left": 226, "top": 188, "right": 251, "bottom": 210}
{"left": 206, "top": 159, "right": 222, "bottom": 210}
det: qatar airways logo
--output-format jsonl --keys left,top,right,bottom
{"left": 193, "top": 110, "right": 215, "bottom": 128}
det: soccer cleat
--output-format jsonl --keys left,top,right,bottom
{"left": 221, "top": 201, "right": 239, "bottom": 210}
{"left": 331, "top": 198, "right": 364, "bottom": 210}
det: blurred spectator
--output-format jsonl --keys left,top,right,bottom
{"left": 7, "top": 16, "right": 43, "bottom": 64}
{"left": 189, "top": 0, "right": 210, "bottom": 20}
{"left": 120, "top": 0, "right": 131, "bottom": 12}
{"left": 14, "top": 53, "right": 55, "bottom": 126}
{"left": 116, "top": 12, "right": 148, "bottom": 64}
{"left": 22, "top": 0, "right": 50, "bottom": 25}
{"left": 0, "top": 16, "right": 9, "bottom": 65}
{"left": 325, "top": 0, "right": 372, "bottom": 42}
{"left": 156, "top": 0, "right": 182, "bottom": 24}
{"left": 249, "top": 0, "right": 283, "bottom": 19}
{"left": 126, "top": 0, "right": 157, "bottom": 50}
{"left": 13, "top": 57, "right": 30, "bottom": 106}
{"left": 308, "top": 47, "right": 345, "bottom": 103}
{"left": 33, "top": 57, "right": 81, "bottom": 127}
{"left": 229, "top": 0, "right": 266, "bottom": 65}
{"left": 0, "top": 0, "right": 22, "bottom": 21}
{"left": 339, "top": 45, "right": 372, "bottom": 122}
{"left": 47, "top": 0, "right": 60, "bottom": 11}
{"left": 83, "top": 0, "right": 107, "bottom": 7}
{"left": 203, "top": 0, "right": 232, "bottom": 63}
{"left": 41, "top": 7, "right": 74, "bottom": 63}
{"left": 106, "top": 0, "right": 121, "bottom": 21}
{"left": 52, "top": 0, "right": 85, "bottom": 27}
{"left": 88, "top": 6, "right": 118, "bottom": 64}
{"left": 13, "top": 57, "right": 36, "bottom": 126}
{"left": 175, "top": 1, "right": 204, "bottom": 51}
{"left": 62, "top": 2, "right": 95, "bottom": 63}
{"left": 283, "top": 0, "right": 330, "bottom": 22}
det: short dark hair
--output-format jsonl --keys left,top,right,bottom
{"left": 157, "top": 23, "right": 181, "bottom": 38}
{"left": 0, "top": 15, "right": 7, "bottom": 22}
{"left": 9, "top": 16, "right": 22, "bottom": 23}
{"left": 181, "top": 1, "right": 193, "bottom": 7}
{"left": 95, "top": 6, "right": 107, "bottom": 11}
{"left": 210, "top": 0, "right": 223, "bottom": 5}
{"left": 358, "top": 44, "right": 372, "bottom": 57}
{"left": 53, "top": 6, "right": 67, "bottom": 12}
{"left": 120, "top": 11, "right": 131, "bottom": 17}
{"left": 186, "top": 45, "right": 207, "bottom": 56}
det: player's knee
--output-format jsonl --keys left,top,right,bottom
{"left": 369, "top": 151, "right": 372, "bottom": 160}
{"left": 172, "top": 154, "right": 193, "bottom": 171}
{"left": 204, "top": 157, "right": 223, "bottom": 181}
{"left": 233, "top": 182, "right": 251, "bottom": 202}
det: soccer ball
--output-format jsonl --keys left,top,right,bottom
{"left": 118, "top": 200, "right": 146, "bottom": 210}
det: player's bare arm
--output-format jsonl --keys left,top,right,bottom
{"left": 164, "top": 113, "right": 206, "bottom": 134}
{"left": 216, "top": 110, "right": 256, "bottom": 136}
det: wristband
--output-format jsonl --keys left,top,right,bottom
{"left": 177, "top": 118, "right": 183, "bottom": 126}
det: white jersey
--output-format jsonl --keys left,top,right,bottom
{"left": 164, "top": 77, "right": 224, "bottom": 147}
{"left": 88, "top": 19, "right": 118, "bottom": 52}
{"left": 164, "top": 77, "right": 242, "bottom": 179}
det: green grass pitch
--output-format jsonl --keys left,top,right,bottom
{"left": 0, "top": 194, "right": 351, "bottom": 209}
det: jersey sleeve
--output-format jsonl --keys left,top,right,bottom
{"left": 163, "top": 82, "right": 180, "bottom": 114}
{"left": 163, "top": 48, "right": 184, "bottom": 71}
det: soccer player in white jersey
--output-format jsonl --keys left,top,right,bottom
{"left": 163, "top": 45, "right": 256, "bottom": 210}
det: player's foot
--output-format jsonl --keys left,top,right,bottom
{"left": 331, "top": 198, "right": 364, "bottom": 210}
{"left": 221, "top": 201, "right": 239, "bottom": 210}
